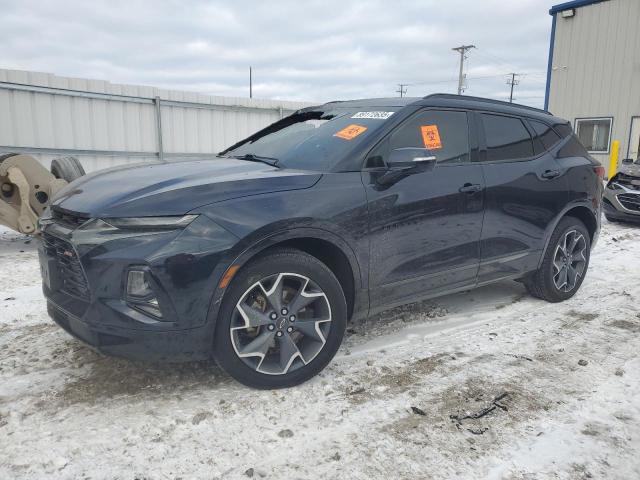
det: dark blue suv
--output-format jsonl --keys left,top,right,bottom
{"left": 38, "top": 94, "right": 603, "bottom": 388}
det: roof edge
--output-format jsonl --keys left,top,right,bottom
{"left": 549, "top": 0, "right": 608, "bottom": 15}
{"left": 423, "top": 93, "right": 551, "bottom": 115}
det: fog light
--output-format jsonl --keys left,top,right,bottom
{"left": 127, "top": 270, "right": 152, "bottom": 297}
{"left": 126, "top": 269, "right": 162, "bottom": 318}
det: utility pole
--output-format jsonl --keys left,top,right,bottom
{"left": 507, "top": 73, "right": 520, "bottom": 102}
{"left": 249, "top": 66, "right": 253, "bottom": 98}
{"left": 396, "top": 83, "right": 408, "bottom": 97}
{"left": 452, "top": 45, "right": 475, "bottom": 95}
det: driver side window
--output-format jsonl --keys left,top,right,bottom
{"left": 367, "top": 110, "right": 470, "bottom": 168}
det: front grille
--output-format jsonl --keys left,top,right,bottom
{"left": 42, "top": 233, "right": 90, "bottom": 300}
{"left": 617, "top": 193, "right": 640, "bottom": 212}
{"left": 51, "top": 207, "right": 89, "bottom": 229}
{"left": 614, "top": 173, "right": 640, "bottom": 191}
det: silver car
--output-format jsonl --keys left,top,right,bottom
{"left": 604, "top": 160, "right": 640, "bottom": 223}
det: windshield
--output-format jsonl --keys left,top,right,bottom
{"left": 222, "top": 107, "right": 401, "bottom": 171}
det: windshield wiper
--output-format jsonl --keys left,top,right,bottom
{"left": 228, "top": 154, "right": 280, "bottom": 168}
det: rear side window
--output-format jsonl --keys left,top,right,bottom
{"left": 480, "top": 114, "right": 533, "bottom": 162}
{"left": 530, "top": 119, "right": 562, "bottom": 151}
{"left": 553, "top": 122, "right": 573, "bottom": 139}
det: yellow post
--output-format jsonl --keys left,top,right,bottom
{"left": 608, "top": 140, "right": 620, "bottom": 180}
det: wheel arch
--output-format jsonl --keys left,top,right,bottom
{"left": 538, "top": 202, "right": 599, "bottom": 268}
{"left": 211, "top": 227, "right": 365, "bottom": 325}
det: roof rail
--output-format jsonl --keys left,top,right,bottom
{"left": 423, "top": 93, "right": 552, "bottom": 115}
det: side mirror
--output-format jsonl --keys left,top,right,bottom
{"left": 375, "top": 148, "right": 437, "bottom": 187}
{"left": 621, "top": 158, "right": 633, "bottom": 165}
{"left": 386, "top": 147, "right": 437, "bottom": 170}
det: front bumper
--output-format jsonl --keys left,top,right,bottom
{"left": 39, "top": 214, "right": 239, "bottom": 362}
{"left": 603, "top": 181, "right": 640, "bottom": 222}
{"left": 47, "top": 301, "right": 215, "bottom": 361}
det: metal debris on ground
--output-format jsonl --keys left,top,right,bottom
{"left": 450, "top": 392, "right": 510, "bottom": 434}
{"left": 411, "top": 406, "right": 426, "bottom": 416}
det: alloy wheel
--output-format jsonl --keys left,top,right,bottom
{"left": 552, "top": 229, "right": 587, "bottom": 292}
{"left": 230, "top": 273, "right": 332, "bottom": 375}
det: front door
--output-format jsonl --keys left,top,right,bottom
{"left": 363, "top": 109, "right": 485, "bottom": 311}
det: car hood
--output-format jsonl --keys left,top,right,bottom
{"left": 619, "top": 163, "right": 640, "bottom": 177}
{"left": 51, "top": 159, "right": 322, "bottom": 217}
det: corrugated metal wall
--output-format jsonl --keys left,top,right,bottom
{"left": 0, "top": 69, "right": 314, "bottom": 172}
{"left": 547, "top": 0, "right": 640, "bottom": 163}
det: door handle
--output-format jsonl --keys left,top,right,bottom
{"left": 459, "top": 183, "right": 482, "bottom": 194}
{"left": 541, "top": 169, "right": 561, "bottom": 179}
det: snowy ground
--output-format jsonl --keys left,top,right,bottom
{"left": 0, "top": 220, "right": 639, "bottom": 480}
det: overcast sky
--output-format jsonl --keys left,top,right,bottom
{"left": 0, "top": 0, "right": 560, "bottom": 108}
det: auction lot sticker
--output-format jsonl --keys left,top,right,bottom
{"left": 421, "top": 125, "right": 443, "bottom": 149}
{"left": 334, "top": 124, "right": 368, "bottom": 140}
{"left": 351, "top": 111, "right": 395, "bottom": 119}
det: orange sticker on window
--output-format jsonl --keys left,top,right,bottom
{"left": 421, "top": 125, "right": 443, "bottom": 149}
{"left": 334, "top": 124, "right": 368, "bottom": 140}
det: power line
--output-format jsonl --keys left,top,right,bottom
{"left": 471, "top": 49, "right": 522, "bottom": 73}
{"left": 452, "top": 45, "right": 475, "bottom": 95}
{"left": 396, "top": 83, "right": 408, "bottom": 97}
{"left": 400, "top": 71, "right": 542, "bottom": 88}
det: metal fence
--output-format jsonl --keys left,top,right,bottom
{"left": 0, "top": 69, "right": 314, "bottom": 172}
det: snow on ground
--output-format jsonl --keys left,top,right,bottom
{"left": 0, "top": 220, "right": 639, "bottom": 480}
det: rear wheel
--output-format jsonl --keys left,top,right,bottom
{"left": 524, "top": 217, "right": 591, "bottom": 303}
{"left": 213, "top": 248, "right": 347, "bottom": 389}
{"left": 50, "top": 157, "right": 85, "bottom": 182}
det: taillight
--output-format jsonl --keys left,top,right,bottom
{"left": 594, "top": 166, "right": 605, "bottom": 180}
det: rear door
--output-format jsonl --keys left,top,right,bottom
{"left": 475, "top": 112, "right": 568, "bottom": 284}
{"left": 363, "top": 109, "right": 485, "bottom": 310}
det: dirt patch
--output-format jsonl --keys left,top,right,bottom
{"left": 385, "top": 378, "right": 549, "bottom": 450}
{"left": 608, "top": 320, "right": 640, "bottom": 333}
{"left": 34, "top": 356, "right": 227, "bottom": 409}
{"left": 562, "top": 310, "right": 599, "bottom": 329}
{"left": 344, "top": 353, "right": 450, "bottom": 404}
{"left": 495, "top": 292, "right": 528, "bottom": 310}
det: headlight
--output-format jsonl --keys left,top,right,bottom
{"left": 77, "top": 214, "right": 197, "bottom": 233}
{"left": 72, "top": 215, "right": 198, "bottom": 246}
{"left": 101, "top": 215, "right": 197, "bottom": 230}
{"left": 101, "top": 215, "right": 198, "bottom": 230}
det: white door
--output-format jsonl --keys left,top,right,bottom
{"left": 629, "top": 117, "right": 640, "bottom": 161}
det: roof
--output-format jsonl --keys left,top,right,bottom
{"left": 421, "top": 93, "right": 551, "bottom": 116}
{"left": 549, "top": 0, "right": 608, "bottom": 15}
{"left": 317, "top": 94, "right": 556, "bottom": 121}
{"left": 322, "top": 97, "right": 419, "bottom": 108}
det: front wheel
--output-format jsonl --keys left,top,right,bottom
{"left": 213, "top": 248, "right": 347, "bottom": 389}
{"left": 524, "top": 217, "right": 591, "bottom": 303}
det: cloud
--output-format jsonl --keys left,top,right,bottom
{"left": 0, "top": 0, "right": 557, "bottom": 107}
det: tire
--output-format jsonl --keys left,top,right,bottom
{"left": 605, "top": 214, "right": 619, "bottom": 223}
{"left": 50, "top": 157, "right": 85, "bottom": 182}
{"left": 213, "top": 248, "right": 347, "bottom": 389}
{"left": 524, "top": 216, "right": 591, "bottom": 303}
{"left": 0, "top": 153, "right": 19, "bottom": 163}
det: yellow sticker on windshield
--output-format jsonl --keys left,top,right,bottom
{"left": 421, "top": 125, "right": 443, "bottom": 149}
{"left": 334, "top": 124, "right": 368, "bottom": 140}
